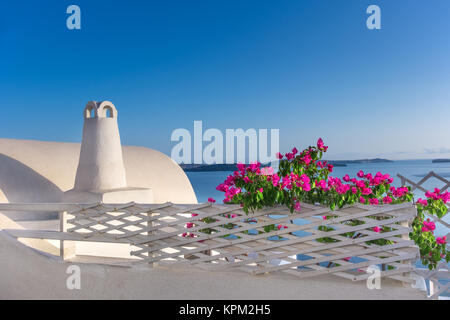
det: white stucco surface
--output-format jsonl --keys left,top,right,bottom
{"left": 0, "top": 231, "right": 426, "bottom": 300}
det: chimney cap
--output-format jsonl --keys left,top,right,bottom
{"left": 84, "top": 100, "right": 117, "bottom": 119}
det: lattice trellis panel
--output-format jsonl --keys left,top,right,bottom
{"left": 398, "top": 171, "right": 450, "bottom": 242}
{"left": 65, "top": 201, "right": 419, "bottom": 283}
{"left": 399, "top": 171, "right": 450, "bottom": 298}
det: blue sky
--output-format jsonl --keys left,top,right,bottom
{"left": 0, "top": 0, "right": 449, "bottom": 160}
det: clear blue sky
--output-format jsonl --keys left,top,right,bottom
{"left": 1, "top": 0, "right": 449, "bottom": 160}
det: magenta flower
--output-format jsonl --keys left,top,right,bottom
{"left": 236, "top": 163, "right": 246, "bottom": 172}
{"left": 294, "top": 201, "right": 301, "bottom": 211}
{"left": 417, "top": 198, "right": 428, "bottom": 206}
{"left": 343, "top": 174, "right": 350, "bottom": 182}
{"left": 436, "top": 236, "right": 447, "bottom": 245}
{"left": 373, "top": 226, "right": 381, "bottom": 233}
{"left": 285, "top": 152, "right": 294, "bottom": 160}
{"left": 357, "top": 170, "right": 365, "bottom": 178}
{"left": 383, "top": 196, "right": 393, "bottom": 204}
{"left": 422, "top": 219, "right": 436, "bottom": 233}
{"left": 261, "top": 166, "right": 274, "bottom": 176}
{"left": 317, "top": 179, "right": 327, "bottom": 190}
{"left": 248, "top": 162, "right": 261, "bottom": 173}
{"left": 317, "top": 138, "right": 328, "bottom": 151}
{"left": 272, "top": 174, "right": 280, "bottom": 187}
{"left": 276, "top": 152, "right": 283, "bottom": 160}
{"left": 207, "top": 197, "right": 216, "bottom": 203}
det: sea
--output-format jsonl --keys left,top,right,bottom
{"left": 186, "top": 159, "right": 450, "bottom": 293}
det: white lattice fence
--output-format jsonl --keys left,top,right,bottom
{"left": 62, "top": 201, "right": 418, "bottom": 283}
{"left": 398, "top": 171, "right": 450, "bottom": 298}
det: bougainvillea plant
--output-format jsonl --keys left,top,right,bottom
{"left": 213, "top": 138, "right": 449, "bottom": 270}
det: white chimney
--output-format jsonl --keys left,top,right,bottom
{"left": 74, "top": 101, "right": 127, "bottom": 191}
{"left": 62, "top": 101, "right": 153, "bottom": 204}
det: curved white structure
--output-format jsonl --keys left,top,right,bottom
{"left": 0, "top": 138, "right": 196, "bottom": 204}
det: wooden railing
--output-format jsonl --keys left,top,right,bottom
{"left": 398, "top": 171, "right": 450, "bottom": 299}
{"left": 0, "top": 201, "right": 419, "bottom": 285}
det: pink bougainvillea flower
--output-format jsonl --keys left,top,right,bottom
{"left": 439, "top": 191, "right": 450, "bottom": 204}
{"left": 191, "top": 213, "right": 199, "bottom": 217}
{"left": 422, "top": 219, "right": 436, "bottom": 233}
{"left": 294, "top": 201, "right": 301, "bottom": 211}
{"left": 356, "top": 180, "right": 366, "bottom": 189}
{"left": 383, "top": 196, "right": 393, "bottom": 204}
{"left": 261, "top": 166, "right": 274, "bottom": 176}
{"left": 317, "top": 179, "right": 328, "bottom": 191}
{"left": 322, "top": 216, "right": 327, "bottom": 220}
{"left": 317, "top": 138, "right": 328, "bottom": 151}
{"left": 357, "top": 170, "right": 365, "bottom": 178}
{"left": 373, "top": 226, "right": 381, "bottom": 233}
{"left": 392, "top": 186, "right": 409, "bottom": 198}
{"left": 369, "top": 198, "right": 379, "bottom": 205}
{"left": 343, "top": 174, "right": 350, "bottom": 182}
{"left": 285, "top": 152, "right": 294, "bottom": 160}
{"left": 248, "top": 162, "right": 261, "bottom": 173}
{"left": 276, "top": 152, "right": 283, "bottom": 160}
{"left": 342, "top": 257, "right": 351, "bottom": 262}
{"left": 236, "top": 163, "right": 246, "bottom": 172}
{"left": 272, "top": 174, "right": 280, "bottom": 187}
{"left": 302, "top": 154, "right": 312, "bottom": 166}
{"left": 417, "top": 198, "right": 428, "bottom": 206}
{"left": 207, "top": 197, "right": 216, "bottom": 203}
{"left": 186, "top": 222, "right": 194, "bottom": 229}
{"left": 359, "top": 196, "right": 366, "bottom": 204}
{"left": 436, "top": 236, "right": 447, "bottom": 245}
{"left": 292, "top": 147, "right": 298, "bottom": 155}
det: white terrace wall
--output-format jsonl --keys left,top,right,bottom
{"left": 2, "top": 202, "right": 420, "bottom": 285}
{"left": 0, "top": 230, "right": 426, "bottom": 299}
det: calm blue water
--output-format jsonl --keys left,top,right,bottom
{"left": 186, "top": 159, "right": 450, "bottom": 291}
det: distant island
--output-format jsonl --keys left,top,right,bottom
{"left": 432, "top": 159, "right": 450, "bottom": 163}
{"left": 181, "top": 158, "right": 393, "bottom": 172}
{"left": 327, "top": 158, "right": 394, "bottom": 166}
